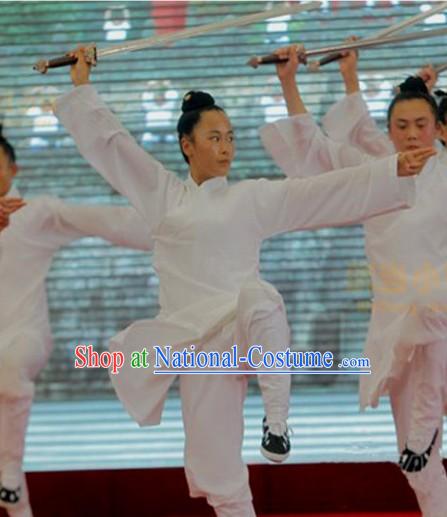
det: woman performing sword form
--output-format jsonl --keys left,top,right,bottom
{"left": 260, "top": 45, "right": 447, "bottom": 517}
{"left": 53, "top": 47, "right": 433, "bottom": 516}
{"left": 0, "top": 124, "right": 154, "bottom": 517}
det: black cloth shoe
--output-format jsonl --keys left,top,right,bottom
{"left": 0, "top": 483, "right": 21, "bottom": 506}
{"left": 261, "top": 416, "right": 291, "bottom": 463}
{"left": 399, "top": 428, "right": 439, "bottom": 473}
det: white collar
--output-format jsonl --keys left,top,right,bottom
{"left": 185, "top": 175, "right": 228, "bottom": 193}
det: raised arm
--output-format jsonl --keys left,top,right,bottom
{"left": 259, "top": 45, "right": 371, "bottom": 178}
{"left": 254, "top": 149, "right": 435, "bottom": 240}
{"left": 321, "top": 42, "right": 393, "bottom": 158}
{"left": 37, "top": 197, "right": 153, "bottom": 251}
{"left": 260, "top": 109, "right": 369, "bottom": 178}
{"left": 54, "top": 49, "right": 184, "bottom": 229}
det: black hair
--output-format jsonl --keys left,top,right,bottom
{"left": 387, "top": 76, "right": 439, "bottom": 127}
{"left": 0, "top": 124, "right": 16, "bottom": 164}
{"left": 435, "top": 89, "right": 447, "bottom": 124}
{"left": 176, "top": 90, "right": 224, "bottom": 164}
{"left": 435, "top": 89, "right": 447, "bottom": 147}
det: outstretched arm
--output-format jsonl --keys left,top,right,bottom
{"left": 54, "top": 48, "right": 184, "bottom": 230}
{"left": 38, "top": 197, "right": 153, "bottom": 251}
{"left": 255, "top": 148, "right": 435, "bottom": 239}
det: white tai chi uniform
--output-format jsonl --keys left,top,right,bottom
{"left": 55, "top": 84, "right": 415, "bottom": 517}
{"left": 0, "top": 191, "right": 151, "bottom": 517}
{"left": 260, "top": 101, "right": 447, "bottom": 517}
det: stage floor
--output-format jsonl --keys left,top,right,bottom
{"left": 259, "top": 514, "right": 420, "bottom": 517}
{"left": 24, "top": 387, "right": 446, "bottom": 472}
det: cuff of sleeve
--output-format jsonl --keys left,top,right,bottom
{"left": 53, "top": 84, "right": 102, "bottom": 118}
{"left": 259, "top": 113, "right": 315, "bottom": 176}
{"left": 388, "top": 154, "right": 416, "bottom": 208}
{"left": 322, "top": 92, "right": 368, "bottom": 141}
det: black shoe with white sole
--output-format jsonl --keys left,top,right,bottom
{"left": 399, "top": 428, "right": 439, "bottom": 473}
{"left": 260, "top": 416, "right": 291, "bottom": 463}
{"left": 0, "top": 483, "right": 21, "bottom": 507}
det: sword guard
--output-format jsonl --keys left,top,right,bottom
{"left": 33, "top": 44, "right": 97, "bottom": 74}
{"left": 84, "top": 45, "right": 97, "bottom": 66}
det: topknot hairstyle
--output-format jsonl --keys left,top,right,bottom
{"left": 177, "top": 90, "right": 224, "bottom": 164}
{"left": 387, "top": 75, "right": 438, "bottom": 126}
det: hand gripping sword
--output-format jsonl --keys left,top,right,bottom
{"left": 307, "top": 1, "right": 447, "bottom": 71}
{"left": 247, "top": 26, "right": 447, "bottom": 69}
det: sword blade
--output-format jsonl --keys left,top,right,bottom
{"left": 373, "top": 1, "right": 447, "bottom": 39}
{"left": 308, "top": 1, "right": 447, "bottom": 70}
{"left": 97, "top": 2, "right": 321, "bottom": 58}
{"left": 304, "top": 26, "right": 447, "bottom": 58}
{"left": 248, "top": 26, "right": 447, "bottom": 68}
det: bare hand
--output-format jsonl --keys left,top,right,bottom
{"left": 0, "top": 197, "right": 26, "bottom": 230}
{"left": 397, "top": 147, "right": 437, "bottom": 177}
{"left": 417, "top": 64, "right": 438, "bottom": 92}
{"left": 0, "top": 197, "right": 26, "bottom": 213}
{"left": 274, "top": 44, "right": 302, "bottom": 83}
{"left": 68, "top": 47, "right": 91, "bottom": 87}
{"left": 339, "top": 36, "right": 359, "bottom": 77}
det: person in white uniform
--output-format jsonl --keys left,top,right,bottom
{"left": 323, "top": 52, "right": 447, "bottom": 517}
{"left": 54, "top": 47, "right": 432, "bottom": 517}
{"left": 260, "top": 45, "right": 447, "bottom": 517}
{"left": 0, "top": 127, "right": 153, "bottom": 517}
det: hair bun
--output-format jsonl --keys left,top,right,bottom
{"left": 435, "top": 89, "right": 447, "bottom": 98}
{"left": 398, "top": 76, "right": 429, "bottom": 95}
{"left": 181, "top": 90, "right": 215, "bottom": 113}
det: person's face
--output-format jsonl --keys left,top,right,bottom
{"left": 0, "top": 148, "right": 18, "bottom": 196}
{"left": 181, "top": 110, "right": 235, "bottom": 184}
{"left": 388, "top": 99, "right": 440, "bottom": 152}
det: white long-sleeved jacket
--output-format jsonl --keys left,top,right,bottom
{"left": 322, "top": 92, "right": 394, "bottom": 158}
{"left": 322, "top": 90, "right": 447, "bottom": 164}
{"left": 260, "top": 107, "right": 447, "bottom": 409}
{"left": 54, "top": 84, "right": 416, "bottom": 425}
{"left": 0, "top": 188, "right": 152, "bottom": 361}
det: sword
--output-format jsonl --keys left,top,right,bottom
{"left": 33, "top": 2, "right": 321, "bottom": 74}
{"left": 307, "top": 1, "right": 447, "bottom": 71}
{"left": 247, "top": 26, "right": 447, "bottom": 68}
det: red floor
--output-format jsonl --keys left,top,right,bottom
{"left": 164, "top": 514, "right": 421, "bottom": 517}
{"left": 260, "top": 514, "right": 420, "bottom": 516}
{"left": 0, "top": 463, "right": 428, "bottom": 516}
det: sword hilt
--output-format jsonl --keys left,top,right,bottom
{"left": 307, "top": 52, "right": 344, "bottom": 72}
{"left": 247, "top": 54, "right": 290, "bottom": 68}
{"left": 247, "top": 49, "right": 307, "bottom": 69}
{"left": 308, "top": 48, "right": 361, "bottom": 72}
{"left": 33, "top": 45, "right": 97, "bottom": 74}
